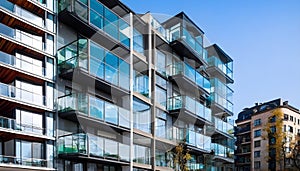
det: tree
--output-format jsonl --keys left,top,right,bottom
{"left": 264, "top": 109, "right": 300, "bottom": 171}
{"left": 170, "top": 142, "right": 192, "bottom": 171}
{"left": 264, "top": 109, "right": 286, "bottom": 170}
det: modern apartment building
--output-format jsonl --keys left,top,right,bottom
{"left": 0, "top": 0, "right": 234, "bottom": 170}
{"left": 235, "top": 99, "right": 300, "bottom": 171}
{"left": 0, "top": 0, "right": 56, "bottom": 170}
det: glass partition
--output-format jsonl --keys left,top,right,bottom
{"left": 59, "top": 0, "right": 130, "bottom": 48}
{"left": 210, "top": 78, "right": 233, "bottom": 112}
{"left": 168, "top": 24, "right": 204, "bottom": 60}
{"left": 133, "top": 70, "right": 149, "bottom": 98}
{"left": 58, "top": 133, "right": 130, "bottom": 162}
{"left": 169, "top": 61, "right": 210, "bottom": 93}
{"left": 207, "top": 56, "right": 233, "bottom": 80}
{"left": 213, "top": 117, "right": 234, "bottom": 135}
{"left": 0, "top": 51, "right": 48, "bottom": 78}
{"left": 133, "top": 97, "right": 151, "bottom": 133}
{"left": 57, "top": 93, "right": 130, "bottom": 129}
{"left": 186, "top": 129, "right": 211, "bottom": 151}
{"left": 0, "top": 0, "right": 49, "bottom": 30}
{"left": 167, "top": 95, "right": 212, "bottom": 122}
{"left": 58, "top": 39, "right": 130, "bottom": 91}
{"left": 0, "top": 82, "right": 52, "bottom": 108}
{"left": 211, "top": 143, "right": 234, "bottom": 159}
{"left": 0, "top": 23, "right": 48, "bottom": 52}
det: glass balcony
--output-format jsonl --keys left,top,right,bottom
{"left": 133, "top": 144, "right": 151, "bottom": 165}
{"left": 0, "top": 82, "right": 51, "bottom": 108}
{"left": 0, "top": 155, "right": 48, "bottom": 168}
{"left": 211, "top": 143, "right": 234, "bottom": 159}
{"left": 0, "top": 51, "right": 54, "bottom": 79}
{"left": 211, "top": 78, "right": 233, "bottom": 102}
{"left": 169, "top": 24, "right": 205, "bottom": 61}
{"left": 0, "top": 116, "right": 46, "bottom": 135}
{"left": 186, "top": 129, "right": 211, "bottom": 151}
{"left": 169, "top": 61, "right": 210, "bottom": 93}
{"left": 58, "top": 39, "right": 130, "bottom": 91}
{"left": 57, "top": 133, "right": 130, "bottom": 162}
{"left": 150, "top": 16, "right": 167, "bottom": 40}
{"left": 167, "top": 95, "right": 212, "bottom": 122}
{"left": 133, "top": 70, "right": 149, "bottom": 98}
{"left": 58, "top": 93, "right": 130, "bottom": 129}
{"left": 207, "top": 56, "right": 233, "bottom": 80}
{"left": 0, "top": 0, "right": 53, "bottom": 32}
{"left": 210, "top": 93, "right": 233, "bottom": 113}
{"left": 0, "top": 23, "right": 50, "bottom": 53}
{"left": 58, "top": 0, "right": 130, "bottom": 48}
{"left": 213, "top": 117, "right": 234, "bottom": 136}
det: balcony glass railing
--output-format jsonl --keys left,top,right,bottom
{"left": 58, "top": 94, "right": 130, "bottom": 129}
{"left": 211, "top": 78, "right": 233, "bottom": 103}
{"left": 168, "top": 62, "right": 211, "bottom": 93}
{"left": 213, "top": 117, "right": 234, "bottom": 136}
{"left": 58, "top": 0, "right": 130, "bottom": 48}
{"left": 210, "top": 92, "right": 233, "bottom": 113}
{"left": 133, "top": 70, "right": 149, "bottom": 98}
{"left": 0, "top": 82, "right": 51, "bottom": 108}
{"left": 0, "top": 23, "right": 52, "bottom": 53}
{"left": 211, "top": 143, "right": 234, "bottom": 159}
{"left": 58, "top": 39, "right": 130, "bottom": 91}
{"left": 0, "top": 116, "right": 46, "bottom": 135}
{"left": 0, "top": 155, "right": 48, "bottom": 168}
{"left": 186, "top": 129, "right": 211, "bottom": 151}
{"left": 150, "top": 16, "right": 167, "bottom": 41}
{"left": 167, "top": 96, "right": 212, "bottom": 122}
{"left": 207, "top": 56, "right": 233, "bottom": 80}
{"left": 57, "top": 133, "right": 130, "bottom": 162}
{"left": 0, "top": 51, "right": 52, "bottom": 79}
{"left": 0, "top": 0, "right": 49, "bottom": 30}
{"left": 169, "top": 24, "right": 205, "bottom": 61}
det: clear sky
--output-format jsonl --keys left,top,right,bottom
{"left": 121, "top": 0, "right": 300, "bottom": 118}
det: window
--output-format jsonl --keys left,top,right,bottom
{"left": 156, "top": 50, "right": 166, "bottom": 76}
{"left": 133, "top": 29, "right": 144, "bottom": 54}
{"left": 289, "top": 126, "right": 294, "bottom": 133}
{"left": 254, "top": 129, "right": 261, "bottom": 137}
{"left": 254, "top": 151, "right": 260, "bottom": 158}
{"left": 284, "top": 114, "right": 288, "bottom": 120}
{"left": 270, "top": 137, "right": 276, "bottom": 145}
{"left": 254, "top": 140, "right": 261, "bottom": 147}
{"left": 254, "top": 161, "right": 261, "bottom": 169}
{"left": 269, "top": 115, "right": 276, "bottom": 123}
{"left": 270, "top": 126, "right": 276, "bottom": 133}
{"left": 134, "top": 145, "right": 150, "bottom": 164}
{"left": 133, "top": 97, "right": 151, "bottom": 133}
{"left": 283, "top": 125, "right": 287, "bottom": 132}
{"left": 298, "top": 119, "right": 300, "bottom": 125}
{"left": 254, "top": 119, "right": 261, "bottom": 126}
{"left": 290, "top": 115, "right": 294, "bottom": 122}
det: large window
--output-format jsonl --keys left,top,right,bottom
{"left": 15, "top": 109, "right": 43, "bottom": 135}
{"left": 133, "top": 144, "right": 150, "bottom": 164}
{"left": 156, "top": 50, "right": 166, "bottom": 76}
{"left": 133, "top": 97, "right": 151, "bottom": 133}
{"left": 89, "top": 96, "right": 104, "bottom": 120}
{"left": 155, "top": 75, "right": 167, "bottom": 107}
{"left": 16, "top": 140, "right": 44, "bottom": 161}
{"left": 133, "top": 29, "right": 144, "bottom": 54}
{"left": 89, "top": 41, "right": 130, "bottom": 90}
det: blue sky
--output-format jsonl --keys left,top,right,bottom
{"left": 121, "top": 0, "right": 300, "bottom": 117}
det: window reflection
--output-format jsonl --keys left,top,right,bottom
{"left": 133, "top": 97, "right": 151, "bottom": 133}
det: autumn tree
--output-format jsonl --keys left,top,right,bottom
{"left": 170, "top": 142, "right": 192, "bottom": 171}
{"left": 264, "top": 109, "right": 286, "bottom": 170}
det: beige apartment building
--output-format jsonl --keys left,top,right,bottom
{"left": 235, "top": 98, "right": 300, "bottom": 171}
